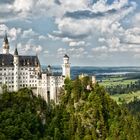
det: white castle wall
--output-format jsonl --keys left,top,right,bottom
{"left": 0, "top": 38, "right": 70, "bottom": 103}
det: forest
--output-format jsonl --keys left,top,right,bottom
{"left": 106, "top": 79, "right": 140, "bottom": 95}
{"left": 0, "top": 77, "right": 140, "bottom": 140}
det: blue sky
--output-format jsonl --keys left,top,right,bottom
{"left": 0, "top": 0, "right": 140, "bottom": 66}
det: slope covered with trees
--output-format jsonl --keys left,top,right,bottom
{"left": 0, "top": 88, "right": 48, "bottom": 140}
{"left": 0, "top": 77, "right": 140, "bottom": 140}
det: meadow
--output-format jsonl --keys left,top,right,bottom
{"left": 99, "top": 74, "right": 140, "bottom": 104}
{"left": 110, "top": 91, "right": 140, "bottom": 104}
{"left": 99, "top": 75, "right": 137, "bottom": 87}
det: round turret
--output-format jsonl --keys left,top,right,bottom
{"left": 13, "top": 47, "right": 19, "bottom": 66}
{"left": 62, "top": 54, "right": 70, "bottom": 78}
{"left": 63, "top": 54, "right": 69, "bottom": 64}
{"left": 47, "top": 65, "right": 52, "bottom": 74}
{"left": 13, "top": 47, "right": 19, "bottom": 92}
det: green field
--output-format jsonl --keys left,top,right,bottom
{"left": 111, "top": 91, "right": 140, "bottom": 104}
{"left": 99, "top": 76, "right": 137, "bottom": 87}
{"left": 98, "top": 74, "right": 140, "bottom": 104}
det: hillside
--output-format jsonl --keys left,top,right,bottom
{"left": 0, "top": 88, "right": 48, "bottom": 140}
{"left": 0, "top": 77, "right": 140, "bottom": 140}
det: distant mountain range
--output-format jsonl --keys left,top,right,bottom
{"left": 42, "top": 66, "right": 140, "bottom": 79}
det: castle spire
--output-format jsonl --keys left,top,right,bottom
{"left": 4, "top": 31, "right": 8, "bottom": 44}
{"left": 14, "top": 46, "right": 18, "bottom": 56}
{"left": 3, "top": 31, "right": 9, "bottom": 54}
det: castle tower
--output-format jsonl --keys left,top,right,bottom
{"left": 3, "top": 33, "right": 9, "bottom": 54}
{"left": 92, "top": 76, "right": 96, "bottom": 84}
{"left": 62, "top": 54, "right": 70, "bottom": 78}
{"left": 47, "top": 65, "right": 52, "bottom": 75}
{"left": 13, "top": 47, "right": 19, "bottom": 91}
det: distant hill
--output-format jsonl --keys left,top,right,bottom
{"left": 0, "top": 77, "right": 140, "bottom": 139}
{"left": 42, "top": 66, "right": 140, "bottom": 80}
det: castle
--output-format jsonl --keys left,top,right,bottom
{"left": 0, "top": 34, "right": 70, "bottom": 103}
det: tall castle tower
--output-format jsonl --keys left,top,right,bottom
{"left": 13, "top": 47, "right": 19, "bottom": 91}
{"left": 62, "top": 54, "right": 70, "bottom": 78}
{"left": 3, "top": 33, "right": 9, "bottom": 54}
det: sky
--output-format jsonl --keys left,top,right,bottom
{"left": 0, "top": 0, "right": 140, "bottom": 66}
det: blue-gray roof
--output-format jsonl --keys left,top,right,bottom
{"left": 0, "top": 54, "right": 40, "bottom": 67}
{"left": 0, "top": 54, "right": 13, "bottom": 66}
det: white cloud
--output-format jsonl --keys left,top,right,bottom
{"left": 22, "top": 28, "right": 38, "bottom": 39}
{"left": 13, "top": 0, "right": 34, "bottom": 18}
{"left": 0, "top": 0, "right": 139, "bottom": 65}
{"left": 44, "top": 50, "right": 49, "bottom": 54}
{"left": 48, "top": 34, "right": 60, "bottom": 40}
{"left": 34, "top": 45, "right": 43, "bottom": 53}
{"left": 98, "top": 38, "right": 106, "bottom": 43}
{"left": 91, "top": 0, "right": 129, "bottom": 13}
{"left": 69, "top": 41, "right": 86, "bottom": 47}
{"left": 0, "top": 3, "right": 13, "bottom": 13}
{"left": 39, "top": 35, "right": 47, "bottom": 40}
{"left": 0, "top": 24, "right": 8, "bottom": 36}
{"left": 9, "top": 28, "right": 22, "bottom": 41}
{"left": 17, "top": 43, "right": 43, "bottom": 55}
{"left": 0, "top": 24, "right": 21, "bottom": 41}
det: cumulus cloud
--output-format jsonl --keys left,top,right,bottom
{"left": 69, "top": 41, "right": 89, "bottom": 47}
{"left": 0, "top": 24, "right": 21, "bottom": 41}
{"left": 57, "top": 48, "right": 66, "bottom": 56}
{"left": 17, "top": 43, "right": 43, "bottom": 55}
{"left": 0, "top": 0, "right": 140, "bottom": 65}
{"left": 22, "top": 28, "right": 38, "bottom": 39}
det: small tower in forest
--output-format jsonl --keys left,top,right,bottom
{"left": 3, "top": 32, "right": 9, "bottom": 54}
{"left": 13, "top": 47, "right": 19, "bottom": 91}
{"left": 62, "top": 54, "right": 70, "bottom": 78}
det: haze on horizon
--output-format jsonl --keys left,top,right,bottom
{"left": 0, "top": 0, "right": 140, "bottom": 66}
